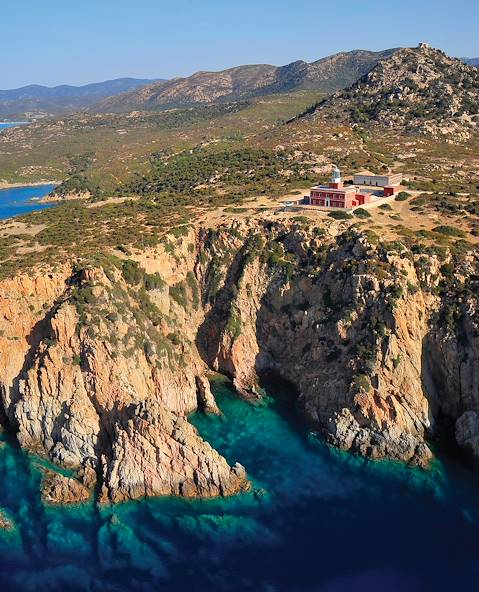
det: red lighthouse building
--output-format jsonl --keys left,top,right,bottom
{"left": 308, "top": 167, "right": 371, "bottom": 208}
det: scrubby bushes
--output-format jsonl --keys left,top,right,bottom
{"left": 169, "top": 282, "right": 188, "bottom": 308}
{"left": 433, "top": 225, "right": 467, "bottom": 238}
{"left": 328, "top": 210, "right": 353, "bottom": 220}
{"left": 122, "top": 260, "right": 143, "bottom": 285}
{"left": 353, "top": 208, "right": 371, "bottom": 219}
{"left": 144, "top": 273, "right": 166, "bottom": 291}
{"left": 122, "top": 147, "right": 317, "bottom": 197}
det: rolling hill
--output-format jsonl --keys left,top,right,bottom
{"left": 92, "top": 49, "right": 398, "bottom": 113}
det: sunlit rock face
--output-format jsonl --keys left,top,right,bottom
{"left": 0, "top": 218, "right": 478, "bottom": 502}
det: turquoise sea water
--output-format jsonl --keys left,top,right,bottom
{"left": 0, "top": 122, "right": 30, "bottom": 131}
{"left": 0, "top": 185, "right": 56, "bottom": 220}
{"left": 1, "top": 379, "right": 479, "bottom": 591}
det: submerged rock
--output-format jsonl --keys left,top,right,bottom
{"left": 0, "top": 509, "right": 14, "bottom": 531}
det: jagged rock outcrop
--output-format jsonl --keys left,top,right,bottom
{"left": 41, "top": 471, "right": 92, "bottom": 505}
{"left": 0, "top": 218, "right": 478, "bottom": 503}
{"left": 306, "top": 44, "right": 479, "bottom": 140}
{"left": 198, "top": 225, "right": 437, "bottom": 465}
{"left": 0, "top": 244, "right": 248, "bottom": 503}
{"left": 198, "top": 221, "right": 479, "bottom": 467}
{"left": 103, "top": 400, "right": 245, "bottom": 502}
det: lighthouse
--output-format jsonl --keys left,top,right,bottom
{"left": 332, "top": 165, "right": 341, "bottom": 183}
{"left": 329, "top": 165, "right": 343, "bottom": 189}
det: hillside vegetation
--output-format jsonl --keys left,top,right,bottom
{"left": 93, "top": 49, "right": 397, "bottom": 113}
{"left": 306, "top": 45, "right": 479, "bottom": 140}
{"left": 0, "top": 91, "right": 323, "bottom": 187}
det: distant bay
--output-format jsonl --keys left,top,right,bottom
{"left": 0, "top": 121, "right": 30, "bottom": 131}
{"left": 0, "top": 184, "right": 56, "bottom": 220}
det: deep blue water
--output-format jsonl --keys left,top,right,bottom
{"left": 1, "top": 380, "right": 479, "bottom": 592}
{"left": 0, "top": 185, "right": 56, "bottom": 220}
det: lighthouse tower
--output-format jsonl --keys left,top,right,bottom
{"left": 329, "top": 165, "right": 343, "bottom": 189}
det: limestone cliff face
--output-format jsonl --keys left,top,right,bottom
{"left": 0, "top": 219, "right": 478, "bottom": 503}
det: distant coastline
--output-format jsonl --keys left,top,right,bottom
{"left": 0, "top": 180, "right": 60, "bottom": 191}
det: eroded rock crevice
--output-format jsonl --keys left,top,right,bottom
{"left": 0, "top": 219, "right": 478, "bottom": 502}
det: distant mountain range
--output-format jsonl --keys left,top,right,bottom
{"left": 462, "top": 58, "right": 479, "bottom": 67}
{"left": 0, "top": 78, "right": 164, "bottom": 119}
{"left": 2, "top": 51, "right": 477, "bottom": 120}
{"left": 92, "top": 49, "right": 399, "bottom": 113}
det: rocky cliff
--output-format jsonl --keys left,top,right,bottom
{"left": 0, "top": 219, "right": 478, "bottom": 503}
{"left": 196, "top": 220, "right": 478, "bottom": 467}
{"left": 0, "top": 234, "right": 248, "bottom": 504}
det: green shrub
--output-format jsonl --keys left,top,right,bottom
{"left": 433, "top": 225, "right": 466, "bottom": 238}
{"left": 353, "top": 208, "right": 371, "bottom": 219}
{"left": 226, "top": 307, "right": 242, "bottom": 341}
{"left": 137, "top": 288, "right": 163, "bottom": 325}
{"left": 395, "top": 191, "right": 411, "bottom": 201}
{"left": 186, "top": 271, "right": 200, "bottom": 310}
{"left": 352, "top": 374, "right": 371, "bottom": 392}
{"left": 328, "top": 210, "right": 353, "bottom": 220}
{"left": 291, "top": 216, "right": 310, "bottom": 224}
{"left": 122, "top": 260, "right": 143, "bottom": 285}
{"left": 144, "top": 272, "right": 166, "bottom": 291}
{"left": 169, "top": 281, "right": 188, "bottom": 308}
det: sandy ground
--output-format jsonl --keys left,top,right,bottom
{"left": 0, "top": 220, "right": 46, "bottom": 237}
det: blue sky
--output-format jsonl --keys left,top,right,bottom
{"left": 2, "top": 0, "right": 478, "bottom": 88}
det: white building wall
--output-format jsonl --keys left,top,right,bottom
{"left": 353, "top": 174, "right": 402, "bottom": 187}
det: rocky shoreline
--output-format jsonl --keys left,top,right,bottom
{"left": 36, "top": 191, "right": 88, "bottom": 204}
{"left": 0, "top": 218, "right": 477, "bottom": 504}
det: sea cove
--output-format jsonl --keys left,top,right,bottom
{"left": 0, "top": 184, "right": 56, "bottom": 220}
{"left": 1, "top": 381, "right": 479, "bottom": 591}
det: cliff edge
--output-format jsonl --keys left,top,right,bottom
{"left": 0, "top": 219, "right": 477, "bottom": 502}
